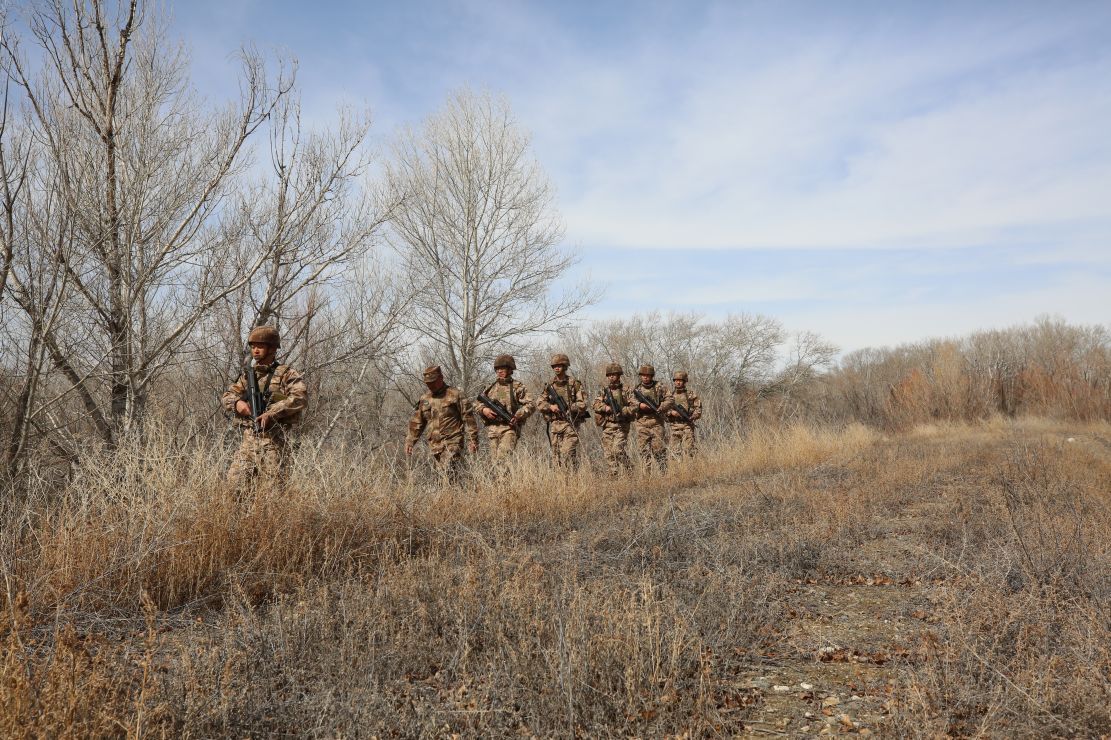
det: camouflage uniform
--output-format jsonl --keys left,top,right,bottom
{"left": 591, "top": 363, "right": 636, "bottom": 476}
{"left": 631, "top": 364, "right": 674, "bottom": 471}
{"left": 668, "top": 371, "right": 703, "bottom": 457}
{"left": 406, "top": 366, "right": 478, "bottom": 482}
{"left": 539, "top": 354, "right": 589, "bottom": 467}
{"left": 221, "top": 343, "right": 308, "bottom": 492}
{"left": 478, "top": 355, "right": 534, "bottom": 460}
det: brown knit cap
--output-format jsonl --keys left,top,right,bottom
{"left": 422, "top": 365, "right": 443, "bottom": 382}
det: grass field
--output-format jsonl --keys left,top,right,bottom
{"left": 2, "top": 418, "right": 1109, "bottom": 737}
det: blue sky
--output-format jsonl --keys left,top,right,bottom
{"left": 173, "top": 0, "right": 1110, "bottom": 351}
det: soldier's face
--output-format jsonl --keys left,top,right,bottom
{"left": 425, "top": 378, "right": 445, "bottom": 393}
{"left": 552, "top": 364, "right": 568, "bottom": 378}
{"left": 674, "top": 379, "right": 686, "bottom": 390}
{"left": 496, "top": 367, "right": 511, "bottom": 381}
{"left": 249, "top": 342, "right": 276, "bottom": 364}
{"left": 606, "top": 373, "right": 620, "bottom": 386}
{"left": 640, "top": 373, "right": 652, "bottom": 385}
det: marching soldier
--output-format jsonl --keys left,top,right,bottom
{"left": 221, "top": 326, "right": 308, "bottom": 492}
{"left": 668, "top": 370, "right": 702, "bottom": 456}
{"left": 405, "top": 365, "right": 479, "bottom": 482}
{"left": 591, "top": 363, "right": 635, "bottom": 476}
{"left": 631, "top": 364, "right": 674, "bottom": 471}
{"left": 538, "top": 353, "right": 589, "bottom": 467}
{"left": 476, "top": 354, "right": 534, "bottom": 459}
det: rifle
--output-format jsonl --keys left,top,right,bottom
{"left": 476, "top": 392, "right": 516, "bottom": 425}
{"left": 633, "top": 387, "right": 661, "bottom": 416}
{"left": 603, "top": 386, "right": 627, "bottom": 422}
{"left": 546, "top": 384, "right": 589, "bottom": 424}
{"left": 242, "top": 358, "right": 273, "bottom": 435}
{"left": 670, "top": 402, "right": 695, "bottom": 425}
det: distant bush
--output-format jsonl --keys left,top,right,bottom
{"left": 822, "top": 317, "right": 1110, "bottom": 430}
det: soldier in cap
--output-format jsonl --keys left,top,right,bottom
{"left": 221, "top": 326, "right": 308, "bottom": 492}
{"left": 405, "top": 365, "right": 478, "bottom": 482}
{"left": 477, "top": 354, "right": 535, "bottom": 459}
{"left": 668, "top": 370, "right": 702, "bottom": 456}
{"left": 631, "top": 364, "right": 674, "bottom": 471}
{"left": 539, "top": 353, "right": 589, "bottom": 467}
{"left": 591, "top": 362, "right": 636, "bottom": 476}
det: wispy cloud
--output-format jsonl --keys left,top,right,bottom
{"left": 167, "top": 0, "right": 1110, "bottom": 349}
{"left": 507, "top": 4, "right": 1111, "bottom": 251}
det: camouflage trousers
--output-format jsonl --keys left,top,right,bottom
{"left": 635, "top": 420, "right": 668, "bottom": 471}
{"left": 486, "top": 424, "right": 519, "bottom": 459}
{"left": 600, "top": 422, "right": 631, "bottom": 476}
{"left": 547, "top": 420, "right": 580, "bottom": 467}
{"left": 669, "top": 423, "right": 697, "bottom": 456}
{"left": 430, "top": 442, "right": 467, "bottom": 483}
{"left": 226, "top": 429, "right": 290, "bottom": 493}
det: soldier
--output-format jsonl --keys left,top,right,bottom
{"left": 631, "top": 364, "right": 674, "bottom": 471}
{"left": 221, "top": 326, "right": 308, "bottom": 492}
{"left": 405, "top": 365, "right": 479, "bottom": 482}
{"left": 591, "top": 363, "right": 636, "bottom": 476}
{"left": 538, "top": 353, "right": 589, "bottom": 467}
{"left": 476, "top": 354, "right": 534, "bottom": 459}
{"left": 667, "top": 370, "right": 702, "bottom": 457}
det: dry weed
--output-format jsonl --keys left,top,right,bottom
{"left": 2, "top": 418, "right": 1108, "bottom": 736}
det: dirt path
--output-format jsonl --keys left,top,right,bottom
{"left": 733, "top": 493, "right": 947, "bottom": 736}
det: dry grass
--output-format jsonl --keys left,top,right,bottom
{"left": 1, "top": 418, "right": 1108, "bottom": 737}
{"left": 889, "top": 426, "right": 1111, "bottom": 737}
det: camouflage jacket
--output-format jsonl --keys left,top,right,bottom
{"left": 538, "top": 376, "right": 588, "bottom": 424}
{"left": 221, "top": 362, "right": 308, "bottom": 432}
{"left": 406, "top": 386, "right": 478, "bottom": 450}
{"left": 669, "top": 387, "right": 703, "bottom": 425}
{"left": 631, "top": 381, "right": 675, "bottom": 423}
{"left": 478, "top": 379, "right": 534, "bottom": 426}
{"left": 591, "top": 383, "right": 636, "bottom": 428}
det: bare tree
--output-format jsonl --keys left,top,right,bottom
{"left": 565, "top": 311, "right": 786, "bottom": 394}
{"left": 0, "top": 0, "right": 292, "bottom": 444}
{"left": 383, "top": 88, "right": 597, "bottom": 392}
{"left": 753, "top": 330, "right": 838, "bottom": 423}
{"left": 199, "top": 90, "right": 398, "bottom": 385}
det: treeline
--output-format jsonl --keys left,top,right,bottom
{"left": 823, "top": 317, "right": 1111, "bottom": 430}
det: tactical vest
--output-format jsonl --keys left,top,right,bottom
{"left": 547, "top": 377, "right": 579, "bottom": 404}
{"left": 484, "top": 380, "right": 521, "bottom": 419}
{"left": 235, "top": 364, "right": 296, "bottom": 428}
{"left": 637, "top": 382, "right": 663, "bottom": 405}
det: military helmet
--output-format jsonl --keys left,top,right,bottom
{"left": 673, "top": 370, "right": 688, "bottom": 381}
{"left": 604, "top": 362, "right": 623, "bottom": 376}
{"left": 638, "top": 364, "right": 656, "bottom": 377}
{"left": 493, "top": 354, "right": 516, "bottom": 371}
{"left": 422, "top": 365, "right": 443, "bottom": 382}
{"left": 247, "top": 325, "right": 281, "bottom": 348}
{"left": 550, "top": 353, "right": 570, "bottom": 368}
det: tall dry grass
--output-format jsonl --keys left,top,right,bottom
{"left": 2, "top": 418, "right": 1108, "bottom": 736}
{"left": 0, "top": 421, "right": 882, "bottom": 736}
{"left": 890, "top": 426, "right": 1111, "bottom": 737}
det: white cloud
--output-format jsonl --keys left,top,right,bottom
{"left": 501, "top": 5, "right": 1111, "bottom": 252}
